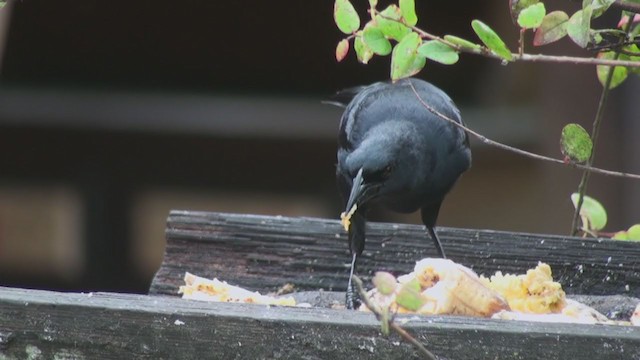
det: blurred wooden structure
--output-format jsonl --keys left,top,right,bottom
{"left": 1, "top": 212, "right": 639, "bottom": 359}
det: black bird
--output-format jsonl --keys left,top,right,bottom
{"left": 331, "top": 78, "right": 471, "bottom": 309}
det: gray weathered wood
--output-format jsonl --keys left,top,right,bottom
{"left": 1, "top": 286, "right": 639, "bottom": 360}
{"left": 151, "top": 211, "right": 640, "bottom": 297}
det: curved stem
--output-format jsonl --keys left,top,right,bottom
{"left": 407, "top": 82, "right": 640, "bottom": 181}
{"left": 614, "top": 0, "right": 640, "bottom": 14}
{"left": 353, "top": 276, "right": 437, "bottom": 360}
{"left": 380, "top": 15, "right": 640, "bottom": 68}
{"left": 570, "top": 20, "right": 634, "bottom": 235}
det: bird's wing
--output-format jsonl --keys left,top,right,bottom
{"left": 337, "top": 81, "right": 391, "bottom": 150}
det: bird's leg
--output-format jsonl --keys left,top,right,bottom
{"left": 345, "top": 252, "right": 361, "bottom": 309}
{"left": 427, "top": 226, "right": 446, "bottom": 259}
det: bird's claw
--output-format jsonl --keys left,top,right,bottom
{"left": 345, "top": 282, "right": 362, "bottom": 310}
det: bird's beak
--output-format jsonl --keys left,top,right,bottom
{"left": 341, "top": 168, "right": 381, "bottom": 231}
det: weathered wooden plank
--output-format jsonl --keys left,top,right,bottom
{"left": 151, "top": 211, "right": 640, "bottom": 297}
{"left": 0, "top": 286, "right": 638, "bottom": 360}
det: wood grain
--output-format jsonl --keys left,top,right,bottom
{"left": 151, "top": 211, "right": 640, "bottom": 298}
{"left": 1, "top": 286, "right": 639, "bottom": 360}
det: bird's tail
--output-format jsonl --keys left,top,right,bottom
{"left": 321, "top": 85, "right": 368, "bottom": 108}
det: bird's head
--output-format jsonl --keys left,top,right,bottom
{"left": 342, "top": 124, "right": 423, "bottom": 223}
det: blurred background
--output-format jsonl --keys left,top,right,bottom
{"left": 0, "top": 0, "right": 637, "bottom": 293}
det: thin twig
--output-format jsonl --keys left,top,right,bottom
{"left": 407, "top": 82, "right": 640, "bottom": 181}
{"left": 614, "top": 0, "right": 640, "bottom": 14}
{"left": 353, "top": 276, "right": 437, "bottom": 360}
{"left": 379, "top": 15, "right": 640, "bottom": 68}
{"left": 570, "top": 20, "right": 634, "bottom": 235}
{"left": 516, "top": 53, "right": 640, "bottom": 67}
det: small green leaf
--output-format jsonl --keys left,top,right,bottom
{"left": 622, "top": 44, "right": 640, "bottom": 76}
{"left": 534, "top": 11, "right": 570, "bottom": 46}
{"left": 560, "top": 123, "right": 593, "bottom": 163}
{"left": 510, "top": 0, "right": 540, "bottom": 23}
{"left": 334, "top": 0, "right": 361, "bottom": 35}
{"left": 418, "top": 40, "right": 459, "bottom": 65}
{"left": 518, "top": 3, "right": 546, "bottom": 29}
{"left": 614, "top": 225, "right": 640, "bottom": 241}
{"left": 363, "top": 24, "right": 392, "bottom": 56}
{"left": 471, "top": 20, "right": 513, "bottom": 61}
{"left": 444, "top": 35, "right": 482, "bottom": 51}
{"left": 399, "top": 0, "right": 418, "bottom": 26}
{"left": 372, "top": 271, "right": 397, "bottom": 295}
{"left": 376, "top": 5, "right": 412, "bottom": 42}
{"left": 567, "top": 7, "right": 593, "bottom": 48}
{"left": 613, "top": 231, "right": 629, "bottom": 240}
{"left": 390, "top": 32, "right": 425, "bottom": 80}
{"left": 354, "top": 36, "right": 374, "bottom": 64}
{"left": 589, "top": 0, "right": 616, "bottom": 18}
{"left": 597, "top": 51, "right": 629, "bottom": 89}
{"left": 335, "top": 39, "right": 350, "bottom": 62}
{"left": 571, "top": 193, "right": 608, "bottom": 231}
{"left": 627, "top": 224, "right": 640, "bottom": 241}
{"left": 396, "top": 278, "right": 427, "bottom": 311}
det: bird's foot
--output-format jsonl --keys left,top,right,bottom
{"left": 345, "top": 282, "right": 362, "bottom": 310}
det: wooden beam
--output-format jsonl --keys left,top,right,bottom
{"left": 0, "top": 286, "right": 638, "bottom": 360}
{"left": 151, "top": 211, "right": 640, "bottom": 297}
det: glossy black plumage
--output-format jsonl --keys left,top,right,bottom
{"left": 332, "top": 77, "right": 471, "bottom": 308}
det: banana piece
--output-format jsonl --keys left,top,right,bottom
{"left": 412, "top": 258, "right": 509, "bottom": 316}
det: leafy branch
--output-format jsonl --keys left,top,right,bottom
{"left": 353, "top": 275, "right": 437, "bottom": 360}
{"left": 379, "top": 13, "right": 640, "bottom": 68}
{"left": 404, "top": 81, "right": 640, "bottom": 180}
{"left": 333, "top": 0, "right": 640, "bottom": 238}
{"left": 571, "top": 17, "right": 636, "bottom": 235}
{"left": 334, "top": 0, "right": 640, "bottom": 79}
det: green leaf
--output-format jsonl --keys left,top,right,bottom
{"left": 612, "top": 231, "right": 629, "bottom": 240}
{"left": 567, "top": 7, "right": 593, "bottom": 48}
{"left": 418, "top": 40, "right": 459, "bottom": 65}
{"left": 335, "top": 39, "right": 350, "bottom": 62}
{"left": 588, "top": 0, "right": 616, "bottom": 18}
{"left": 363, "top": 24, "right": 392, "bottom": 56}
{"left": 597, "top": 51, "right": 628, "bottom": 89}
{"left": 534, "top": 11, "right": 570, "bottom": 46}
{"left": 376, "top": 5, "right": 412, "bottom": 42}
{"left": 396, "top": 278, "right": 426, "bottom": 311}
{"left": 354, "top": 36, "right": 374, "bottom": 64}
{"left": 471, "top": 20, "right": 513, "bottom": 61}
{"left": 399, "top": 0, "right": 418, "bottom": 26}
{"left": 390, "top": 32, "right": 425, "bottom": 80}
{"left": 614, "top": 224, "right": 640, "bottom": 241}
{"left": 334, "top": 0, "right": 361, "bottom": 35}
{"left": 560, "top": 123, "right": 593, "bottom": 163}
{"left": 571, "top": 193, "right": 608, "bottom": 231}
{"left": 372, "top": 271, "right": 397, "bottom": 295}
{"left": 622, "top": 44, "right": 640, "bottom": 75}
{"left": 444, "top": 35, "right": 482, "bottom": 51}
{"left": 510, "top": 0, "right": 540, "bottom": 23}
{"left": 627, "top": 224, "right": 640, "bottom": 241}
{"left": 518, "top": 3, "right": 546, "bottom": 29}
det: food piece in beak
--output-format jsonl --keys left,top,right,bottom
{"left": 340, "top": 203, "right": 358, "bottom": 231}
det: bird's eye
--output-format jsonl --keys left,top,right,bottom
{"left": 362, "top": 165, "right": 394, "bottom": 183}
{"left": 383, "top": 165, "right": 393, "bottom": 177}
